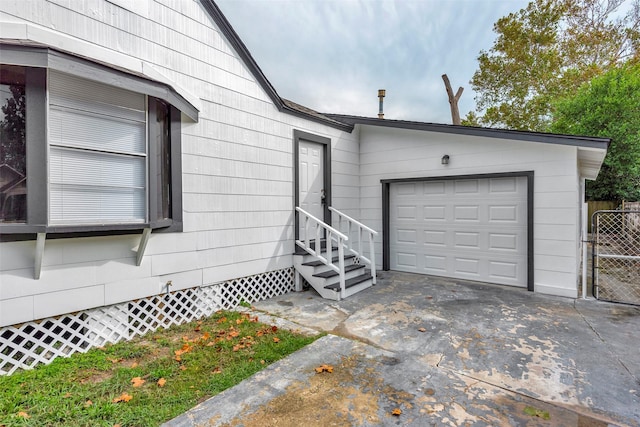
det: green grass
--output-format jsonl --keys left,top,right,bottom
{"left": 0, "top": 311, "right": 318, "bottom": 426}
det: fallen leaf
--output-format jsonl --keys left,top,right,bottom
{"left": 418, "top": 327, "right": 427, "bottom": 332}
{"left": 315, "top": 364, "right": 333, "bottom": 374}
{"left": 62, "top": 392, "right": 72, "bottom": 398}
{"left": 524, "top": 406, "right": 550, "bottom": 420}
{"left": 112, "top": 393, "right": 133, "bottom": 403}
{"left": 194, "top": 324, "right": 201, "bottom": 332}
{"left": 260, "top": 360, "right": 266, "bottom": 364}
{"left": 17, "top": 411, "right": 30, "bottom": 419}
{"left": 179, "top": 365, "right": 187, "bottom": 371}
{"left": 157, "top": 378, "right": 167, "bottom": 387}
{"left": 425, "top": 388, "right": 435, "bottom": 396}
{"left": 201, "top": 332, "right": 211, "bottom": 341}
{"left": 131, "top": 377, "right": 146, "bottom": 388}
{"left": 271, "top": 326, "right": 278, "bottom": 332}
{"left": 212, "top": 367, "right": 222, "bottom": 374}
{"left": 114, "top": 424, "right": 121, "bottom": 427}
{"left": 391, "top": 408, "right": 402, "bottom": 416}
{"left": 273, "top": 337, "right": 280, "bottom": 343}
{"left": 84, "top": 400, "right": 93, "bottom": 407}
{"left": 217, "top": 317, "right": 227, "bottom": 324}
{"left": 236, "top": 319, "right": 244, "bottom": 325}
{"left": 130, "top": 362, "right": 139, "bottom": 368}
{"left": 232, "top": 344, "right": 245, "bottom": 351}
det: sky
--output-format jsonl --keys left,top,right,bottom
{"left": 216, "top": 0, "right": 530, "bottom": 125}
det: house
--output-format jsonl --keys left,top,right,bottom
{"left": 0, "top": 0, "right": 608, "bottom": 374}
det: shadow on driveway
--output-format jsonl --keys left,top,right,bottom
{"left": 165, "top": 271, "right": 640, "bottom": 426}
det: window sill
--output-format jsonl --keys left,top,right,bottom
{"left": 0, "top": 220, "right": 181, "bottom": 242}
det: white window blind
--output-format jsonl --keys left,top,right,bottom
{"left": 49, "top": 71, "right": 147, "bottom": 224}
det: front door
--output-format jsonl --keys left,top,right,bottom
{"left": 298, "top": 139, "right": 325, "bottom": 239}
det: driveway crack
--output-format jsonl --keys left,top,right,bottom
{"left": 573, "top": 300, "right": 639, "bottom": 386}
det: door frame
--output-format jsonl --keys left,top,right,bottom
{"left": 293, "top": 130, "right": 332, "bottom": 240}
{"left": 381, "top": 171, "right": 534, "bottom": 291}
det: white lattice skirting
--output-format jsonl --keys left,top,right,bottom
{"left": 0, "top": 268, "right": 294, "bottom": 376}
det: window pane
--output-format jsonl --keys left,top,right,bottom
{"left": 48, "top": 71, "right": 147, "bottom": 225}
{"left": 155, "top": 99, "right": 171, "bottom": 220}
{"left": 49, "top": 147, "right": 146, "bottom": 223}
{"left": 0, "top": 65, "right": 27, "bottom": 223}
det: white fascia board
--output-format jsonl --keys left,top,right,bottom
{"left": 0, "top": 21, "right": 202, "bottom": 118}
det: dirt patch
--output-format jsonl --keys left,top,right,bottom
{"left": 221, "top": 353, "right": 413, "bottom": 427}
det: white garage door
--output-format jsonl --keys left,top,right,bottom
{"left": 390, "top": 177, "right": 528, "bottom": 287}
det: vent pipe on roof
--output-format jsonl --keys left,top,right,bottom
{"left": 378, "top": 89, "right": 385, "bottom": 119}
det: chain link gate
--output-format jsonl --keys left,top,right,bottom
{"left": 592, "top": 210, "right": 640, "bottom": 305}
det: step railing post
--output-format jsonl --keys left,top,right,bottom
{"left": 329, "top": 207, "right": 378, "bottom": 285}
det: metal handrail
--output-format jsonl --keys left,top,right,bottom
{"left": 329, "top": 207, "right": 378, "bottom": 285}
{"left": 295, "top": 207, "right": 348, "bottom": 295}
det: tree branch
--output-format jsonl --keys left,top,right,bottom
{"left": 442, "top": 74, "right": 464, "bottom": 125}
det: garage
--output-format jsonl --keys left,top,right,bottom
{"left": 386, "top": 174, "right": 531, "bottom": 288}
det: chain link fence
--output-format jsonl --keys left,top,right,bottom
{"left": 592, "top": 210, "right": 640, "bottom": 305}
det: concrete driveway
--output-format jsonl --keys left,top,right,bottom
{"left": 165, "top": 271, "right": 640, "bottom": 427}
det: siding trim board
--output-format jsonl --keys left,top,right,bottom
{"left": 381, "top": 171, "right": 534, "bottom": 291}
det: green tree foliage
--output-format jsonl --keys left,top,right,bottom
{"left": 0, "top": 83, "right": 26, "bottom": 174}
{"left": 465, "top": 0, "right": 640, "bottom": 131}
{"left": 551, "top": 63, "right": 640, "bottom": 201}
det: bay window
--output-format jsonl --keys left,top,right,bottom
{"left": 0, "top": 45, "right": 192, "bottom": 237}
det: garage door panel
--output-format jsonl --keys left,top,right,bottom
{"left": 489, "top": 205, "right": 518, "bottom": 222}
{"left": 455, "top": 257, "right": 480, "bottom": 274}
{"left": 396, "top": 183, "right": 417, "bottom": 195}
{"left": 489, "top": 261, "right": 518, "bottom": 280}
{"left": 454, "top": 205, "right": 479, "bottom": 221}
{"left": 390, "top": 177, "right": 527, "bottom": 287}
{"left": 424, "top": 181, "right": 445, "bottom": 194}
{"left": 396, "top": 252, "right": 417, "bottom": 269}
{"left": 424, "top": 205, "right": 446, "bottom": 220}
{"left": 454, "top": 232, "right": 480, "bottom": 248}
{"left": 396, "top": 229, "right": 417, "bottom": 244}
{"left": 425, "top": 230, "right": 446, "bottom": 246}
{"left": 489, "top": 177, "right": 518, "bottom": 193}
{"left": 425, "top": 255, "right": 446, "bottom": 271}
{"left": 397, "top": 205, "right": 417, "bottom": 220}
{"left": 489, "top": 233, "right": 518, "bottom": 251}
{"left": 454, "top": 179, "right": 480, "bottom": 194}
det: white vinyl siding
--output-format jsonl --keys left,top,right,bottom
{"left": 48, "top": 71, "right": 147, "bottom": 224}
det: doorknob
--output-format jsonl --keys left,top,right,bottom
{"left": 321, "top": 189, "right": 326, "bottom": 205}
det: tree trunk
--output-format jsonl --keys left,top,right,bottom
{"left": 442, "top": 74, "right": 464, "bottom": 125}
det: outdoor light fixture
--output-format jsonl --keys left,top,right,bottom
{"left": 441, "top": 154, "right": 450, "bottom": 165}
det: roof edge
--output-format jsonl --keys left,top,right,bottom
{"left": 199, "top": 0, "right": 281, "bottom": 108}
{"left": 326, "top": 114, "right": 610, "bottom": 149}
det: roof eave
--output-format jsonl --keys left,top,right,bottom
{"left": 325, "top": 114, "right": 611, "bottom": 150}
